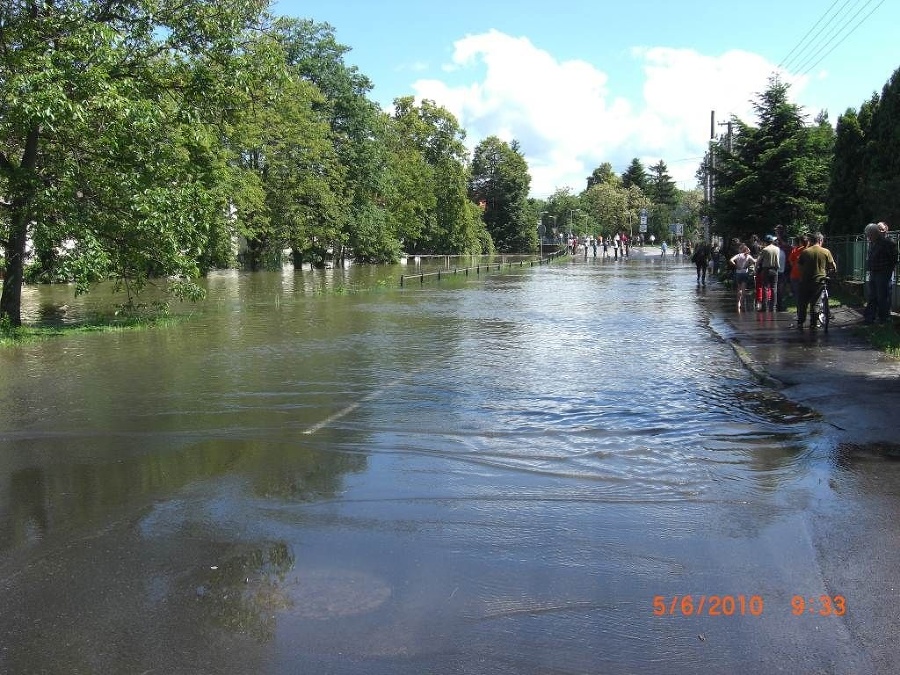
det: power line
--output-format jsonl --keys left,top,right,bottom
{"left": 778, "top": 0, "right": 843, "bottom": 71}
{"left": 794, "top": 0, "right": 884, "bottom": 77}
{"left": 786, "top": 0, "right": 866, "bottom": 73}
{"left": 778, "top": 0, "right": 881, "bottom": 75}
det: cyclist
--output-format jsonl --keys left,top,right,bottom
{"left": 796, "top": 232, "right": 836, "bottom": 330}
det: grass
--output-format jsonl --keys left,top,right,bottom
{"left": 0, "top": 311, "right": 184, "bottom": 347}
{"left": 857, "top": 323, "right": 900, "bottom": 357}
{"left": 816, "top": 283, "right": 900, "bottom": 358}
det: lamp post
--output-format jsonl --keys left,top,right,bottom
{"left": 569, "top": 209, "right": 581, "bottom": 248}
{"left": 539, "top": 212, "right": 556, "bottom": 258}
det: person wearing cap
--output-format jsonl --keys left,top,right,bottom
{"left": 756, "top": 235, "right": 781, "bottom": 311}
{"left": 863, "top": 221, "right": 898, "bottom": 325}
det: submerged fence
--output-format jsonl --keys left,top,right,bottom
{"left": 400, "top": 249, "right": 567, "bottom": 286}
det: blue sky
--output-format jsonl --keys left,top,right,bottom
{"left": 271, "top": 0, "right": 898, "bottom": 197}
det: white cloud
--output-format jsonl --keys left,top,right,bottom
{"left": 411, "top": 31, "right": 810, "bottom": 198}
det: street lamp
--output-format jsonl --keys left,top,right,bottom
{"left": 569, "top": 209, "right": 581, "bottom": 241}
{"left": 539, "top": 212, "right": 556, "bottom": 257}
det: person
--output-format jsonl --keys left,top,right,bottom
{"left": 591, "top": 237, "right": 598, "bottom": 258}
{"left": 796, "top": 232, "right": 836, "bottom": 330}
{"left": 729, "top": 244, "right": 756, "bottom": 312}
{"left": 788, "top": 234, "right": 810, "bottom": 304}
{"left": 691, "top": 240, "right": 712, "bottom": 285}
{"left": 862, "top": 221, "right": 898, "bottom": 325}
{"left": 660, "top": 241, "right": 668, "bottom": 258}
{"left": 710, "top": 243, "right": 722, "bottom": 277}
{"left": 774, "top": 226, "right": 792, "bottom": 311}
{"left": 756, "top": 235, "right": 781, "bottom": 311}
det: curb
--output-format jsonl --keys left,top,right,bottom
{"left": 724, "top": 337, "right": 785, "bottom": 389}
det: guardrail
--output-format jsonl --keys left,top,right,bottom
{"left": 400, "top": 249, "right": 567, "bottom": 286}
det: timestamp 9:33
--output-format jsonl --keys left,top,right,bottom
{"left": 791, "top": 595, "right": 846, "bottom": 616}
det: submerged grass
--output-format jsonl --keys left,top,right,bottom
{"left": 0, "top": 311, "right": 185, "bottom": 347}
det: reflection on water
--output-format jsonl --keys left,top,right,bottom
{"left": 0, "top": 255, "right": 875, "bottom": 673}
{"left": 194, "top": 541, "right": 296, "bottom": 642}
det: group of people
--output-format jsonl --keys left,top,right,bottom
{"left": 721, "top": 222, "right": 897, "bottom": 329}
{"left": 572, "top": 232, "right": 632, "bottom": 260}
{"left": 726, "top": 227, "right": 834, "bottom": 328}
{"left": 862, "top": 221, "right": 899, "bottom": 325}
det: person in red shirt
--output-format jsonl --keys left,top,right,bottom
{"left": 788, "top": 234, "right": 810, "bottom": 305}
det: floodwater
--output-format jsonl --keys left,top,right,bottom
{"left": 0, "top": 253, "right": 895, "bottom": 673}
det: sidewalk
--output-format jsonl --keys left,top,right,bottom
{"left": 706, "top": 280, "right": 900, "bottom": 448}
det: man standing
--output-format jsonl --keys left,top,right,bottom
{"left": 756, "top": 235, "right": 781, "bottom": 311}
{"left": 863, "top": 221, "right": 898, "bottom": 325}
{"left": 774, "top": 225, "right": 792, "bottom": 311}
{"left": 796, "top": 232, "right": 836, "bottom": 330}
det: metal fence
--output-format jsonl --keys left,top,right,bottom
{"left": 826, "top": 233, "right": 900, "bottom": 311}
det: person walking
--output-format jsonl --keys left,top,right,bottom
{"left": 796, "top": 232, "right": 836, "bottom": 330}
{"left": 862, "top": 221, "right": 898, "bottom": 325}
{"left": 691, "top": 240, "right": 712, "bottom": 285}
{"left": 710, "top": 243, "right": 722, "bottom": 278}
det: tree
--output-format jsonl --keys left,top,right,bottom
{"left": 583, "top": 182, "right": 627, "bottom": 236}
{"left": 621, "top": 158, "right": 648, "bottom": 193}
{"left": 224, "top": 31, "right": 346, "bottom": 271}
{"left": 709, "top": 77, "right": 830, "bottom": 243}
{"left": 275, "top": 18, "right": 392, "bottom": 264}
{"left": 864, "top": 67, "right": 900, "bottom": 227}
{"left": 646, "top": 160, "right": 677, "bottom": 207}
{"left": 586, "top": 163, "right": 619, "bottom": 190}
{"left": 0, "top": 0, "right": 268, "bottom": 326}
{"left": 391, "top": 97, "right": 489, "bottom": 254}
{"left": 469, "top": 136, "right": 532, "bottom": 252}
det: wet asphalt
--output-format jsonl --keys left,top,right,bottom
{"left": 683, "top": 253, "right": 900, "bottom": 675}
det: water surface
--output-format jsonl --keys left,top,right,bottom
{"left": 0, "top": 254, "right": 880, "bottom": 673}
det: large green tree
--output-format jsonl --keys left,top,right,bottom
{"left": 864, "top": 67, "right": 900, "bottom": 226}
{"left": 276, "top": 18, "right": 392, "bottom": 264}
{"left": 827, "top": 107, "right": 869, "bottom": 235}
{"left": 710, "top": 77, "right": 831, "bottom": 242}
{"left": 586, "top": 162, "right": 619, "bottom": 190}
{"left": 391, "top": 97, "right": 488, "bottom": 254}
{"left": 0, "top": 0, "right": 267, "bottom": 325}
{"left": 469, "top": 136, "right": 532, "bottom": 252}
{"left": 225, "top": 30, "right": 345, "bottom": 271}
{"left": 621, "top": 158, "right": 649, "bottom": 193}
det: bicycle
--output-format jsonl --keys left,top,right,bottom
{"left": 812, "top": 277, "right": 831, "bottom": 333}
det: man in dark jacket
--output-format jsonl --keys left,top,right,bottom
{"left": 863, "top": 221, "right": 899, "bottom": 325}
{"left": 691, "top": 240, "right": 711, "bottom": 285}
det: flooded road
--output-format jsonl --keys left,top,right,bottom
{"left": 1, "top": 253, "right": 897, "bottom": 673}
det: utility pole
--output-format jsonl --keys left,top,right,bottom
{"left": 706, "top": 111, "right": 734, "bottom": 243}
{"left": 706, "top": 110, "right": 715, "bottom": 242}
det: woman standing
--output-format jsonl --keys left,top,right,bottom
{"left": 729, "top": 244, "right": 757, "bottom": 312}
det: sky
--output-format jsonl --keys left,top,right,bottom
{"left": 271, "top": 0, "right": 898, "bottom": 198}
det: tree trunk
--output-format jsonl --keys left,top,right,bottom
{"left": 0, "top": 125, "right": 40, "bottom": 327}
{"left": 0, "top": 211, "right": 28, "bottom": 327}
